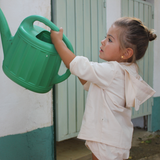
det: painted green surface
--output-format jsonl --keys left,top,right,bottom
{"left": 54, "top": 0, "right": 106, "bottom": 142}
{"left": 152, "top": 97, "right": 160, "bottom": 132}
{"left": 0, "top": 126, "right": 54, "bottom": 160}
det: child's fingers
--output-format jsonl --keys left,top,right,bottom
{"left": 50, "top": 27, "right": 63, "bottom": 44}
{"left": 50, "top": 27, "right": 63, "bottom": 33}
{"left": 50, "top": 29, "right": 54, "bottom": 33}
{"left": 59, "top": 27, "right": 63, "bottom": 34}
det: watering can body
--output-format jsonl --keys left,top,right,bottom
{"left": 0, "top": 9, "right": 74, "bottom": 93}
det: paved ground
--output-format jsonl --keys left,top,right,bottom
{"left": 56, "top": 128, "right": 160, "bottom": 160}
{"left": 138, "top": 153, "right": 160, "bottom": 160}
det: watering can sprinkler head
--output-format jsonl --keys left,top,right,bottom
{"left": 0, "top": 8, "right": 12, "bottom": 56}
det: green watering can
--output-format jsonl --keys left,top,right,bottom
{"left": 0, "top": 9, "right": 74, "bottom": 93}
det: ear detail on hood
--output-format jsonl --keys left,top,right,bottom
{"left": 124, "top": 70, "right": 155, "bottom": 111}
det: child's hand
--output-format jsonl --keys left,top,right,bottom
{"left": 50, "top": 27, "right": 76, "bottom": 69}
{"left": 50, "top": 27, "right": 63, "bottom": 45}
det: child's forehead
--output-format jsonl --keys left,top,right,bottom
{"left": 108, "top": 25, "right": 122, "bottom": 33}
{"left": 107, "top": 25, "right": 121, "bottom": 38}
{"left": 107, "top": 34, "right": 115, "bottom": 39}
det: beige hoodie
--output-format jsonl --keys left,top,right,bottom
{"left": 70, "top": 56, "right": 155, "bottom": 149}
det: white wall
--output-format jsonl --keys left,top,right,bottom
{"left": 106, "top": 0, "right": 121, "bottom": 31}
{"left": 0, "top": 0, "right": 52, "bottom": 137}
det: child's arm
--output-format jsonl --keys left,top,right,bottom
{"left": 50, "top": 28, "right": 87, "bottom": 85}
{"left": 78, "top": 78, "right": 87, "bottom": 85}
{"left": 50, "top": 28, "right": 75, "bottom": 69}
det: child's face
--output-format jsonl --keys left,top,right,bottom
{"left": 99, "top": 25, "right": 123, "bottom": 62}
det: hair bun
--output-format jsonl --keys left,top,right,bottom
{"left": 148, "top": 29, "right": 157, "bottom": 41}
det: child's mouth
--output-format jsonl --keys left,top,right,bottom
{"left": 100, "top": 48, "right": 103, "bottom": 52}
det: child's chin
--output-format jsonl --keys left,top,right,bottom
{"left": 99, "top": 55, "right": 103, "bottom": 60}
{"left": 99, "top": 54, "right": 105, "bottom": 60}
{"left": 99, "top": 54, "right": 103, "bottom": 58}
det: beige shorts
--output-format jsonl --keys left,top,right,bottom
{"left": 85, "top": 140, "right": 129, "bottom": 160}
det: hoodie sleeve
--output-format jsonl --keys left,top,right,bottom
{"left": 124, "top": 70, "right": 155, "bottom": 111}
{"left": 70, "top": 56, "right": 116, "bottom": 89}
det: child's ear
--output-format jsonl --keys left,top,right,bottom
{"left": 123, "top": 48, "right": 133, "bottom": 59}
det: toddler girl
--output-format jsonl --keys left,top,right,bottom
{"left": 50, "top": 17, "right": 157, "bottom": 160}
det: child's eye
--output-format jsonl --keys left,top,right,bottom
{"left": 108, "top": 38, "right": 112, "bottom": 42}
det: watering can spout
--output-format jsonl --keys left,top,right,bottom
{"left": 0, "top": 8, "right": 12, "bottom": 57}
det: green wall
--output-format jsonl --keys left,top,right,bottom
{"left": 152, "top": 97, "right": 160, "bottom": 132}
{"left": 0, "top": 126, "right": 54, "bottom": 160}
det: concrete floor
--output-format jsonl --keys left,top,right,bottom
{"left": 56, "top": 138, "right": 92, "bottom": 160}
{"left": 56, "top": 128, "right": 159, "bottom": 160}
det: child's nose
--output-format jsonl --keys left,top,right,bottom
{"left": 101, "top": 39, "right": 105, "bottom": 45}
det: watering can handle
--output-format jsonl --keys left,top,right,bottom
{"left": 22, "top": 15, "right": 74, "bottom": 84}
